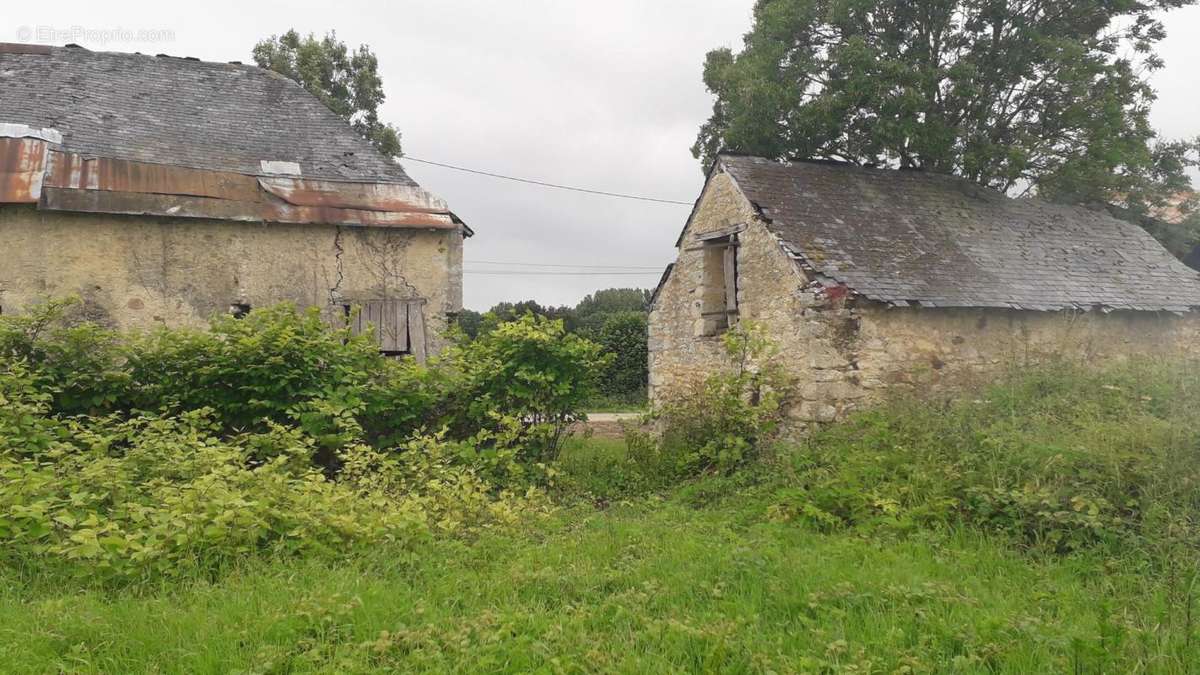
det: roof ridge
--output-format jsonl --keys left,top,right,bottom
{"left": 38, "top": 42, "right": 274, "bottom": 74}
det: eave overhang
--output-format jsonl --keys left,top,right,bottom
{"left": 0, "top": 131, "right": 460, "bottom": 231}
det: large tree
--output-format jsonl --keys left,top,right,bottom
{"left": 694, "top": 0, "right": 1199, "bottom": 213}
{"left": 253, "top": 30, "right": 401, "bottom": 157}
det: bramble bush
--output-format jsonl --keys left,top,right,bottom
{"left": 0, "top": 301, "right": 600, "bottom": 582}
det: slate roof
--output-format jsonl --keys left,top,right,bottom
{"left": 0, "top": 44, "right": 415, "bottom": 185}
{"left": 719, "top": 154, "right": 1200, "bottom": 313}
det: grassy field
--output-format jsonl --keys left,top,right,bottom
{"left": 5, "top": 358, "right": 1200, "bottom": 673}
{"left": 1, "top": 453, "right": 1194, "bottom": 673}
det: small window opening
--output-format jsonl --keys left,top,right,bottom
{"left": 230, "top": 303, "right": 251, "bottom": 319}
{"left": 700, "top": 236, "right": 738, "bottom": 335}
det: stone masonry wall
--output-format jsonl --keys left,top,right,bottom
{"left": 649, "top": 169, "right": 1200, "bottom": 433}
{"left": 0, "top": 205, "right": 464, "bottom": 355}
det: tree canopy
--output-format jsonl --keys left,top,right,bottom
{"left": 694, "top": 0, "right": 1199, "bottom": 213}
{"left": 253, "top": 30, "right": 402, "bottom": 157}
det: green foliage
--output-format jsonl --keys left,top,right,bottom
{"left": 464, "top": 288, "right": 655, "bottom": 406}
{"left": 590, "top": 311, "right": 648, "bottom": 404}
{"left": 126, "top": 305, "right": 380, "bottom": 436}
{"left": 574, "top": 288, "right": 651, "bottom": 335}
{"left": 445, "top": 314, "right": 610, "bottom": 465}
{"left": 633, "top": 322, "right": 791, "bottom": 479}
{"left": 769, "top": 360, "right": 1200, "bottom": 555}
{"left": 0, "top": 298, "right": 129, "bottom": 416}
{"left": 695, "top": 0, "right": 1199, "bottom": 213}
{"left": 253, "top": 30, "right": 401, "bottom": 156}
{"left": 0, "top": 399, "right": 412, "bottom": 582}
{"left": 475, "top": 300, "right": 578, "bottom": 337}
{"left": 0, "top": 364, "right": 550, "bottom": 583}
{"left": 6, "top": 494, "right": 1200, "bottom": 672}
{"left": 453, "top": 309, "right": 484, "bottom": 340}
{"left": 0, "top": 301, "right": 608, "bottom": 481}
{"left": 0, "top": 301, "right": 612, "bottom": 581}
{"left": 1137, "top": 201, "right": 1200, "bottom": 260}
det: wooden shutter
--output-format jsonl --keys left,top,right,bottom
{"left": 408, "top": 301, "right": 427, "bottom": 363}
{"left": 723, "top": 244, "right": 738, "bottom": 319}
{"left": 344, "top": 299, "right": 427, "bottom": 361}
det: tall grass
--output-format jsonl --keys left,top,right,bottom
{"left": 5, "top": 358, "right": 1200, "bottom": 671}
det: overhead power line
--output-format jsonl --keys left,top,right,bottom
{"left": 464, "top": 270, "right": 662, "bottom": 276}
{"left": 403, "top": 156, "right": 694, "bottom": 206}
{"left": 466, "top": 259, "right": 664, "bottom": 270}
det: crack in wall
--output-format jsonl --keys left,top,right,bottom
{"left": 329, "top": 225, "right": 345, "bottom": 305}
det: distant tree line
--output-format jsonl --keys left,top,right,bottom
{"left": 456, "top": 288, "right": 652, "bottom": 407}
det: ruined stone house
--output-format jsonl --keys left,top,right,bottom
{"left": 649, "top": 154, "right": 1200, "bottom": 429}
{"left": 0, "top": 43, "right": 470, "bottom": 359}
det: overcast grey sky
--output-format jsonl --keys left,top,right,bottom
{"left": 12, "top": 2, "right": 1200, "bottom": 309}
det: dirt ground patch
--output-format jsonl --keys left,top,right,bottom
{"left": 575, "top": 413, "right": 643, "bottom": 439}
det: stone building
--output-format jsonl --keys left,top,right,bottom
{"left": 0, "top": 43, "right": 470, "bottom": 360}
{"left": 649, "top": 154, "right": 1200, "bottom": 428}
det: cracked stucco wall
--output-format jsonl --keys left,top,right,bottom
{"left": 0, "top": 205, "right": 465, "bottom": 355}
{"left": 649, "top": 170, "right": 1200, "bottom": 433}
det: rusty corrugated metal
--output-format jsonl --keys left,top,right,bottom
{"left": 40, "top": 187, "right": 458, "bottom": 229}
{"left": 0, "top": 146, "right": 458, "bottom": 229}
{"left": 258, "top": 176, "right": 448, "bottom": 213}
{"left": 45, "top": 151, "right": 261, "bottom": 201}
{"left": 0, "top": 137, "right": 49, "bottom": 202}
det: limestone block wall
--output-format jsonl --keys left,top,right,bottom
{"left": 0, "top": 205, "right": 465, "bottom": 355}
{"left": 649, "top": 171, "right": 766, "bottom": 400}
{"left": 649, "top": 171, "right": 1200, "bottom": 433}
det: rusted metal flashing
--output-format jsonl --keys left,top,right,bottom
{"left": 40, "top": 187, "right": 457, "bottom": 229}
{"left": 45, "top": 152, "right": 261, "bottom": 201}
{"left": 0, "top": 138, "right": 50, "bottom": 202}
{"left": 2, "top": 144, "right": 457, "bottom": 230}
{"left": 258, "top": 177, "right": 448, "bottom": 213}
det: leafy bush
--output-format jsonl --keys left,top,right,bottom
{"left": 0, "top": 302, "right": 608, "bottom": 481}
{"left": 0, "top": 302, "right": 608, "bottom": 583}
{"left": 589, "top": 310, "right": 648, "bottom": 405}
{"left": 0, "top": 298, "right": 130, "bottom": 416}
{"left": 768, "top": 361, "right": 1200, "bottom": 555}
{"left": 0, "top": 362, "right": 548, "bottom": 583}
{"left": 442, "top": 314, "right": 610, "bottom": 465}
{"left": 631, "top": 322, "right": 792, "bottom": 479}
{"left": 126, "top": 305, "right": 381, "bottom": 434}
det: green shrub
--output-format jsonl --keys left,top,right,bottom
{"left": 0, "top": 366, "right": 549, "bottom": 583}
{"left": 0, "top": 298, "right": 130, "bottom": 416}
{"left": 768, "top": 361, "right": 1200, "bottom": 555}
{"left": 443, "top": 314, "right": 610, "bottom": 465}
{"left": 0, "top": 302, "right": 609, "bottom": 485}
{"left": 126, "top": 305, "right": 381, "bottom": 434}
{"left": 632, "top": 322, "right": 792, "bottom": 479}
{"left": 0, "top": 303, "right": 596, "bottom": 583}
{"left": 590, "top": 310, "right": 648, "bottom": 404}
